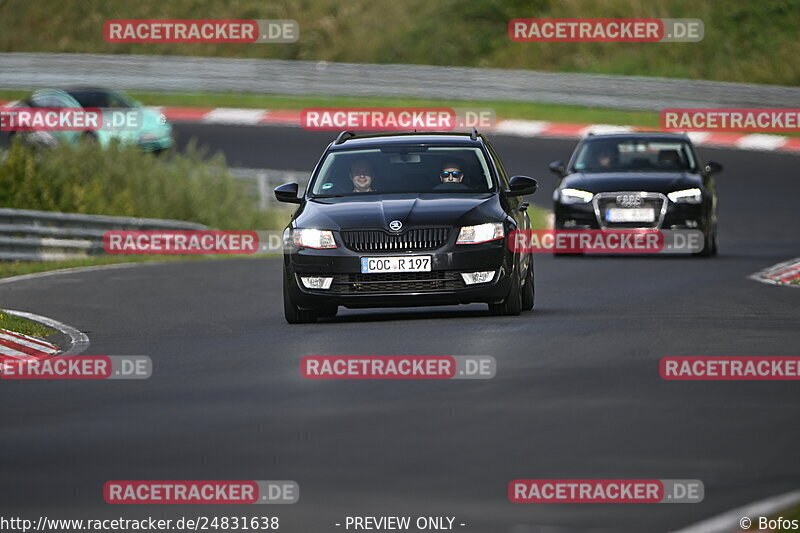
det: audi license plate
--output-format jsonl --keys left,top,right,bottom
{"left": 361, "top": 256, "right": 432, "bottom": 273}
{"left": 605, "top": 208, "right": 656, "bottom": 223}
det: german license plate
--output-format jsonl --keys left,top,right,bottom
{"left": 360, "top": 256, "right": 432, "bottom": 273}
{"left": 605, "top": 208, "right": 656, "bottom": 223}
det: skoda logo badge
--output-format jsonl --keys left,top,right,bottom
{"left": 389, "top": 220, "right": 403, "bottom": 231}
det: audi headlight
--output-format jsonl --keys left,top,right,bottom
{"left": 559, "top": 188, "right": 594, "bottom": 204}
{"left": 668, "top": 188, "right": 702, "bottom": 204}
{"left": 292, "top": 228, "right": 337, "bottom": 249}
{"left": 456, "top": 223, "right": 504, "bottom": 244}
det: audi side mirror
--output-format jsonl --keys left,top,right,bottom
{"left": 704, "top": 161, "right": 723, "bottom": 175}
{"left": 506, "top": 176, "right": 538, "bottom": 196}
{"left": 274, "top": 182, "right": 302, "bottom": 204}
{"left": 548, "top": 160, "right": 566, "bottom": 176}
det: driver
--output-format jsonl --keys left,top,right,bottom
{"left": 593, "top": 146, "right": 617, "bottom": 169}
{"left": 349, "top": 159, "right": 376, "bottom": 193}
{"left": 440, "top": 161, "right": 465, "bottom": 183}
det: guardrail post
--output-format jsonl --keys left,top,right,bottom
{"left": 257, "top": 172, "right": 270, "bottom": 210}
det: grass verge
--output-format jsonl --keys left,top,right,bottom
{"left": 0, "top": 89, "right": 660, "bottom": 129}
{"left": 0, "top": 311, "right": 55, "bottom": 338}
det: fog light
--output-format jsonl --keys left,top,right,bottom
{"left": 461, "top": 271, "right": 495, "bottom": 285}
{"left": 300, "top": 276, "right": 333, "bottom": 290}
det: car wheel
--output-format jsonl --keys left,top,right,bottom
{"left": 283, "top": 274, "right": 318, "bottom": 324}
{"left": 696, "top": 227, "right": 717, "bottom": 258}
{"left": 489, "top": 269, "right": 522, "bottom": 316}
{"left": 521, "top": 255, "right": 535, "bottom": 311}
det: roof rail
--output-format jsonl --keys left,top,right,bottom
{"left": 335, "top": 131, "right": 356, "bottom": 145}
{"left": 470, "top": 127, "right": 478, "bottom": 141}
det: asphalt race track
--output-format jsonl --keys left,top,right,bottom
{"left": 1, "top": 124, "right": 798, "bottom": 532}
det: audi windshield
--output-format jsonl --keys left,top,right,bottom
{"left": 573, "top": 139, "right": 698, "bottom": 173}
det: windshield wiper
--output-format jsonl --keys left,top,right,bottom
{"left": 312, "top": 194, "right": 347, "bottom": 198}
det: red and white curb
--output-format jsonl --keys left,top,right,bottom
{"left": 0, "top": 327, "right": 58, "bottom": 365}
{"left": 0, "top": 307, "right": 90, "bottom": 372}
{"left": 3, "top": 101, "right": 798, "bottom": 154}
{"left": 749, "top": 257, "right": 800, "bottom": 287}
{"left": 151, "top": 106, "right": 800, "bottom": 154}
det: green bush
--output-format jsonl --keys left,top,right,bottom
{"left": 0, "top": 140, "right": 288, "bottom": 230}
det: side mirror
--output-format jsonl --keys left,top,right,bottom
{"left": 506, "top": 176, "right": 538, "bottom": 196}
{"left": 274, "top": 182, "right": 302, "bottom": 204}
{"left": 704, "top": 161, "right": 723, "bottom": 175}
{"left": 548, "top": 160, "right": 565, "bottom": 176}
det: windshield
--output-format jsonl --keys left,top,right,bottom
{"left": 310, "top": 146, "right": 494, "bottom": 197}
{"left": 573, "top": 139, "right": 697, "bottom": 173}
{"left": 67, "top": 90, "right": 136, "bottom": 108}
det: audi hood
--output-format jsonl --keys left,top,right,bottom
{"left": 560, "top": 171, "right": 704, "bottom": 194}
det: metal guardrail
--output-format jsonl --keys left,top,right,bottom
{"left": 0, "top": 208, "right": 207, "bottom": 261}
{"left": 1, "top": 53, "right": 798, "bottom": 111}
{"left": 229, "top": 167, "right": 309, "bottom": 209}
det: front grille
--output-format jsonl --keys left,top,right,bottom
{"left": 329, "top": 271, "right": 465, "bottom": 294}
{"left": 341, "top": 228, "right": 450, "bottom": 252}
{"left": 593, "top": 192, "right": 666, "bottom": 229}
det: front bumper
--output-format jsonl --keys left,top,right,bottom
{"left": 137, "top": 134, "right": 173, "bottom": 152}
{"left": 555, "top": 199, "right": 708, "bottom": 231}
{"left": 284, "top": 239, "right": 515, "bottom": 309}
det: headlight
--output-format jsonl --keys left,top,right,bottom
{"left": 292, "top": 228, "right": 337, "bottom": 249}
{"left": 668, "top": 188, "right": 702, "bottom": 204}
{"left": 158, "top": 113, "right": 167, "bottom": 124}
{"left": 456, "top": 223, "right": 504, "bottom": 244}
{"left": 559, "top": 188, "right": 594, "bottom": 204}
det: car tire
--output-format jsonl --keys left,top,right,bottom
{"left": 521, "top": 255, "right": 535, "bottom": 311}
{"left": 489, "top": 269, "right": 522, "bottom": 316}
{"left": 283, "top": 275, "right": 318, "bottom": 324}
{"left": 696, "top": 227, "right": 718, "bottom": 258}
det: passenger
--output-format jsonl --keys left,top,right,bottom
{"left": 658, "top": 150, "right": 681, "bottom": 168}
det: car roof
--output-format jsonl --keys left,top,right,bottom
{"left": 327, "top": 131, "right": 485, "bottom": 151}
{"left": 65, "top": 87, "right": 113, "bottom": 93}
{"left": 581, "top": 132, "right": 690, "bottom": 141}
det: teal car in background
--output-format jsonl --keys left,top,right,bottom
{"left": 9, "top": 88, "right": 173, "bottom": 153}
